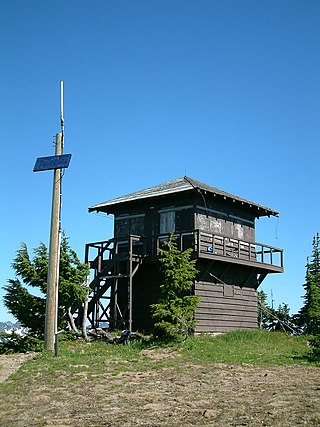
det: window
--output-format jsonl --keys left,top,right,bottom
{"left": 160, "top": 211, "right": 175, "bottom": 234}
{"left": 224, "top": 284, "right": 234, "bottom": 297}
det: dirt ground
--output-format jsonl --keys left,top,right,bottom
{"left": 0, "top": 353, "right": 35, "bottom": 383}
{"left": 0, "top": 350, "right": 320, "bottom": 427}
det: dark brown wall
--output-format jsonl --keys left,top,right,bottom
{"left": 197, "top": 258, "right": 258, "bottom": 288}
{"left": 195, "top": 281, "right": 258, "bottom": 333}
{"left": 113, "top": 191, "right": 256, "bottom": 245}
{"left": 115, "top": 259, "right": 259, "bottom": 334}
{"left": 115, "top": 213, "right": 145, "bottom": 238}
{"left": 132, "top": 263, "right": 162, "bottom": 332}
{"left": 110, "top": 191, "right": 260, "bottom": 333}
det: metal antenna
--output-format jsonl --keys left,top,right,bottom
{"left": 60, "top": 80, "right": 65, "bottom": 147}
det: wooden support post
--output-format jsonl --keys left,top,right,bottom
{"left": 129, "top": 236, "right": 133, "bottom": 333}
{"left": 44, "top": 133, "right": 62, "bottom": 352}
{"left": 114, "top": 277, "right": 118, "bottom": 329}
{"left": 85, "top": 244, "right": 89, "bottom": 264}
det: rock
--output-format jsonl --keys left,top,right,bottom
{"left": 203, "top": 409, "right": 217, "bottom": 419}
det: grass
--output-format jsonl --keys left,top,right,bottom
{"left": 5, "top": 329, "right": 312, "bottom": 388}
{"left": 182, "top": 329, "right": 312, "bottom": 365}
{"left": 0, "top": 330, "right": 315, "bottom": 390}
{"left": 13, "top": 329, "right": 315, "bottom": 374}
{"left": 0, "top": 330, "right": 318, "bottom": 427}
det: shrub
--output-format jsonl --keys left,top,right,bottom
{"left": 0, "top": 332, "right": 43, "bottom": 354}
{"left": 151, "top": 235, "right": 199, "bottom": 342}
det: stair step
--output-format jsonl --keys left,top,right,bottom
{"left": 99, "top": 274, "right": 130, "bottom": 279}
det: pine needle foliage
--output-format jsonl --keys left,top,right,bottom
{"left": 3, "top": 279, "right": 46, "bottom": 336}
{"left": 0, "top": 332, "right": 43, "bottom": 354}
{"left": 258, "top": 290, "right": 295, "bottom": 333}
{"left": 298, "top": 233, "right": 320, "bottom": 360}
{"left": 3, "top": 235, "right": 89, "bottom": 337}
{"left": 151, "top": 235, "right": 199, "bottom": 342}
{"left": 298, "top": 233, "right": 320, "bottom": 336}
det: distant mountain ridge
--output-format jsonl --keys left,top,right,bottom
{"left": 0, "top": 321, "right": 22, "bottom": 332}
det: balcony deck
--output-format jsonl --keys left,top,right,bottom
{"left": 85, "top": 230, "right": 284, "bottom": 274}
{"left": 157, "top": 230, "right": 283, "bottom": 273}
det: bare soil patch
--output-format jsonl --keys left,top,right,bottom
{"left": 0, "top": 353, "right": 35, "bottom": 383}
{"left": 0, "top": 351, "right": 319, "bottom": 426}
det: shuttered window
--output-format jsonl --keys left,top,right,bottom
{"left": 160, "top": 211, "right": 175, "bottom": 234}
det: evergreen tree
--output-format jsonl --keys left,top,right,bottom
{"left": 258, "top": 290, "right": 273, "bottom": 330}
{"left": 3, "top": 236, "right": 89, "bottom": 337}
{"left": 270, "top": 303, "right": 293, "bottom": 332}
{"left": 151, "top": 235, "right": 199, "bottom": 341}
{"left": 3, "top": 279, "right": 46, "bottom": 336}
{"left": 258, "top": 290, "right": 294, "bottom": 333}
{"left": 298, "top": 233, "right": 320, "bottom": 336}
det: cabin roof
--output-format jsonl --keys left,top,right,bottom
{"left": 89, "top": 176, "right": 279, "bottom": 217}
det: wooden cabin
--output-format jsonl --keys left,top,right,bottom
{"left": 83, "top": 176, "right": 283, "bottom": 333}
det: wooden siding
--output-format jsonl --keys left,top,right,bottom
{"left": 194, "top": 281, "right": 258, "bottom": 333}
{"left": 195, "top": 212, "right": 255, "bottom": 243}
{"left": 115, "top": 214, "right": 145, "bottom": 238}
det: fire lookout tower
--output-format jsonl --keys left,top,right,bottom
{"left": 81, "top": 177, "right": 283, "bottom": 333}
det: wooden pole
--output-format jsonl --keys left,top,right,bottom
{"left": 129, "top": 236, "right": 133, "bottom": 333}
{"left": 44, "top": 133, "right": 62, "bottom": 351}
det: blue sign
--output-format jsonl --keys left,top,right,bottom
{"left": 33, "top": 154, "right": 72, "bottom": 172}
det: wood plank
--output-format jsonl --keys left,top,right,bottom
{"left": 195, "top": 324, "right": 257, "bottom": 333}
{"left": 195, "top": 319, "right": 258, "bottom": 328}
{"left": 198, "top": 300, "right": 257, "bottom": 309}
{"left": 196, "top": 283, "right": 258, "bottom": 298}
{"left": 195, "top": 317, "right": 258, "bottom": 326}
{"left": 196, "top": 289, "right": 224, "bottom": 298}
{"left": 195, "top": 308, "right": 258, "bottom": 318}
{"left": 196, "top": 309, "right": 258, "bottom": 317}
{"left": 197, "top": 281, "right": 258, "bottom": 291}
{"left": 196, "top": 290, "right": 258, "bottom": 303}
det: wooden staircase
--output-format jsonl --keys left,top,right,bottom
{"left": 77, "top": 236, "right": 143, "bottom": 331}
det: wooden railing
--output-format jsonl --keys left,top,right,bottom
{"left": 156, "top": 230, "right": 284, "bottom": 271}
{"left": 85, "top": 235, "right": 143, "bottom": 274}
{"left": 85, "top": 230, "right": 283, "bottom": 273}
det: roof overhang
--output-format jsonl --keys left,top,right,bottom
{"left": 88, "top": 177, "right": 279, "bottom": 218}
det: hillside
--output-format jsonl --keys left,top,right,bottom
{"left": 0, "top": 331, "right": 319, "bottom": 426}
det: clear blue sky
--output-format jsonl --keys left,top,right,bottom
{"left": 1, "top": 0, "right": 319, "bottom": 321}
